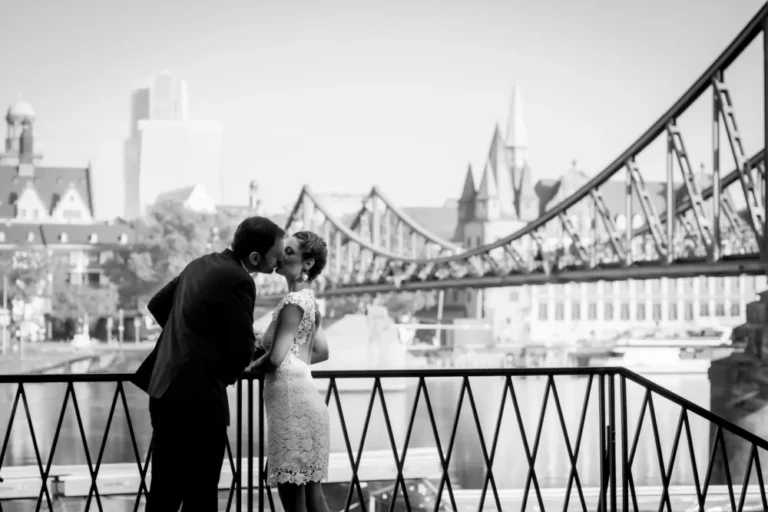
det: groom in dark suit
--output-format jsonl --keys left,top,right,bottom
{"left": 133, "top": 216, "right": 285, "bottom": 512}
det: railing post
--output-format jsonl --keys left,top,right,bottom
{"left": 609, "top": 373, "right": 617, "bottom": 512}
{"left": 620, "top": 374, "right": 629, "bottom": 512}
{"left": 599, "top": 374, "right": 607, "bottom": 512}
{"left": 598, "top": 372, "right": 618, "bottom": 512}
{"left": 248, "top": 378, "right": 254, "bottom": 512}
{"left": 258, "top": 376, "right": 265, "bottom": 512}
{"left": 236, "top": 379, "right": 242, "bottom": 512}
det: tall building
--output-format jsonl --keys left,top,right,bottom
{"left": 123, "top": 70, "right": 222, "bottom": 219}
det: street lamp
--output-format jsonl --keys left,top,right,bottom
{"left": 1, "top": 274, "right": 9, "bottom": 356}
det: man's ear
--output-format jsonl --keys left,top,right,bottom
{"left": 249, "top": 251, "right": 261, "bottom": 267}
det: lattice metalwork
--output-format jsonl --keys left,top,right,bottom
{"left": 256, "top": 5, "right": 768, "bottom": 300}
{"left": 2, "top": 370, "right": 766, "bottom": 511}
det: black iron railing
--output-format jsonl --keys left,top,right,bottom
{"left": 0, "top": 367, "right": 766, "bottom": 511}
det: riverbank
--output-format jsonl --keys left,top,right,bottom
{"left": 0, "top": 341, "right": 152, "bottom": 375}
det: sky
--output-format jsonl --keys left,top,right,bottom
{"left": 2, "top": 0, "right": 766, "bottom": 219}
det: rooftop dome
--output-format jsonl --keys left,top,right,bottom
{"left": 6, "top": 101, "right": 35, "bottom": 124}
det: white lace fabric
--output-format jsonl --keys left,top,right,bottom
{"left": 261, "top": 289, "right": 330, "bottom": 485}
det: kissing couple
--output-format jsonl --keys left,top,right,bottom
{"left": 133, "top": 216, "right": 332, "bottom": 512}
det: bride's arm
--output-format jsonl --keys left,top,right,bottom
{"left": 248, "top": 305, "right": 302, "bottom": 373}
{"left": 311, "top": 327, "right": 329, "bottom": 364}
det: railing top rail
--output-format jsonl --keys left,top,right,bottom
{"left": 0, "top": 366, "right": 765, "bottom": 451}
{"left": 0, "top": 366, "right": 618, "bottom": 384}
{"left": 618, "top": 368, "right": 768, "bottom": 451}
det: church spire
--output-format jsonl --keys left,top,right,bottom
{"left": 475, "top": 160, "right": 501, "bottom": 221}
{"left": 505, "top": 85, "right": 529, "bottom": 169}
{"left": 489, "top": 125, "right": 515, "bottom": 217}
{"left": 476, "top": 160, "right": 498, "bottom": 200}
{"left": 458, "top": 164, "right": 476, "bottom": 223}
{"left": 459, "top": 164, "right": 476, "bottom": 202}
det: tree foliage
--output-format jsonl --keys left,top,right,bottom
{"left": 0, "top": 245, "right": 63, "bottom": 304}
{"left": 103, "top": 199, "right": 243, "bottom": 309}
{"left": 326, "top": 290, "right": 438, "bottom": 319}
{"left": 50, "top": 281, "right": 119, "bottom": 321}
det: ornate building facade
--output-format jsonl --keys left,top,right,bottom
{"left": 445, "top": 86, "right": 765, "bottom": 343}
{"left": 0, "top": 100, "right": 137, "bottom": 316}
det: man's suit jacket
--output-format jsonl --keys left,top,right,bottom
{"left": 132, "top": 248, "right": 256, "bottom": 425}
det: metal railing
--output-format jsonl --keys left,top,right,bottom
{"left": 0, "top": 367, "right": 766, "bottom": 511}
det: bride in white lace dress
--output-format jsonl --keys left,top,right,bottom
{"left": 248, "top": 231, "right": 331, "bottom": 512}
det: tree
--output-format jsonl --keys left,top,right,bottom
{"left": 325, "top": 290, "right": 438, "bottom": 320}
{"left": 50, "top": 282, "right": 119, "bottom": 325}
{"left": 0, "top": 245, "right": 63, "bottom": 304}
{"left": 382, "top": 290, "right": 438, "bottom": 319}
{"left": 103, "top": 199, "right": 243, "bottom": 309}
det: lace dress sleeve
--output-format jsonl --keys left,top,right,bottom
{"left": 280, "top": 291, "right": 315, "bottom": 352}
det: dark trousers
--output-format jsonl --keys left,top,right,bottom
{"left": 145, "top": 397, "right": 227, "bottom": 512}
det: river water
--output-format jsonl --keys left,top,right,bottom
{"left": 1, "top": 369, "right": 765, "bottom": 496}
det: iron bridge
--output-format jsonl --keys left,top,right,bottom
{"left": 256, "top": 4, "right": 768, "bottom": 302}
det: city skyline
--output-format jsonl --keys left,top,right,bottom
{"left": 123, "top": 70, "right": 223, "bottom": 218}
{"left": 1, "top": 0, "right": 765, "bottom": 220}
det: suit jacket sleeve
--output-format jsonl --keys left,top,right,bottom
{"left": 147, "top": 276, "right": 179, "bottom": 328}
{"left": 220, "top": 277, "right": 257, "bottom": 385}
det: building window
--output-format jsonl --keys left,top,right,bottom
{"left": 652, "top": 303, "right": 662, "bottom": 321}
{"left": 669, "top": 303, "right": 678, "bottom": 320}
{"left": 636, "top": 303, "right": 646, "bottom": 321}
{"left": 715, "top": 302, "right": 725, "bottom": 317}
{"left": 685, "top": 302, "right": 694, "bottom": 320}
{"left": 731, "top": 303, "right": 741, "bottom": 317}
{"left": 89, "top": 233, "right": 98, "bottom": 244}
{"left": 571, "top": 302, "right": 581, "bottom": 321}
{"left": 700, "top": 303, "right": 709, "bottom": 317}
{"left": 452, "top": 290, "right": 459, "bottom": 302}
{"left": 588, "top": 302, "right": 597, "bottom": 320}
{"left": 620, "top": 303, "right": 630, "bottom": 320}
{"left": 118, "top": 233, "right": 128, "bottom": 245}
{"left": 59, "top": 233, "right": 68, "bottom": 243}
{"left": 604, "top": 303, "right": 614, "bottom": 321}
{"left": 0, "top": 232, "right": 4, "bottom": 243}
{"left": 27, "top": 231, "right": 34, "bottom": 243}
{"left": 555, "top": 302, "right": 564, "bottom": 321}
{"left": 715, "top": 277, "right": 725, "bottom": 292}
{"left": 63, "top": 209, "right": 82, "bottom": 220}
{"left": 668, "top": 279, "right": 677, "bottom": 293}
{"left": 538, "top": 302, "right": 548, "bottom": 320}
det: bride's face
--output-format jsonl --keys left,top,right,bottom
{"left": 276, "top": 236, "right": 311, "bottom": 280}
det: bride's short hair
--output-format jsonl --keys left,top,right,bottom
{"left": 294, "top": 231, "right": 327, "bottom": 281}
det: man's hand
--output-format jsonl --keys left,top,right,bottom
{"left": 251, "top": 347, "right": 267, "bottom": 361}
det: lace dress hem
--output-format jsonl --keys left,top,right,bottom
{"left": 268, "top": 465, "right": 327, "bottom": 486}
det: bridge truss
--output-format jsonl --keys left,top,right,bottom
{"left": 257, "top": 4, "right": 768, "bottom": 301}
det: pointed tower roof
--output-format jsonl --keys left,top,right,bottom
{"left": 505, "top": 85, "right": 529, "bottom": 149}
{"left": 488, "top": 125, "right": 515, "bottom": 216}
{"left": 476, "top": 160, "right": 499, "bottom": 200}
{"left": 459, "top": 164, "right": 476, "bottom": 202}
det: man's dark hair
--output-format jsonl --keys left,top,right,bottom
{"left": 231, "top": 216, "right": 285, "bottom": 261}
